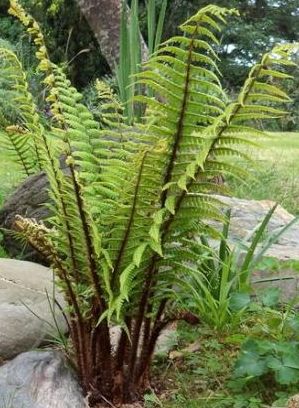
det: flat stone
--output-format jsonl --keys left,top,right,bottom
{"left": 212, "top": 196, "right": 299, "bottom": 301}
{"left": 215, "top": 195, "right": 299, "bottom": 261}
{"left": 0, "top": 259, "right": 67, "bottom": 360}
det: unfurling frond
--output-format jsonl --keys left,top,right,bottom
{"left": 14, "top": 215, "right": 55, "bottom": 261}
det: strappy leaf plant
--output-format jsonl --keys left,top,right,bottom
{"left": 1, "top": 0, "right": 297, "bottom": 405}
{"left": 116, "top": 0, "right": 167, "bottom": 122}
{"left": 176, "top": 206, "right": 299, "bottom": 331}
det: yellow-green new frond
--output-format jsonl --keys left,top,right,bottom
{"left": 0, "top": 47, "right": 42, "bottom": 175}
{"left": 9, "top": 0, "right": 50, "bottom": 72}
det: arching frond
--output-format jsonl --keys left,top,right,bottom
{"left": 0, "top": 47, "right": 41, "bottom": 175}
{"left": 152, "top": 44, "right": 297, "bottom": 298}
{"left": 134, "top": 5, "right": 238, "bottom": 197}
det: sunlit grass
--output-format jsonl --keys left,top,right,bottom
{"left": 0, "top": 146, "right": 23, "bottom": 257}
{"left": 229, "top": 132, "right": 299, "bottom": 215}
{"left": 0, "top": 147, "right": 23, "bottom": 206}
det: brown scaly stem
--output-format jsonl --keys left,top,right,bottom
{"left": 125, "top": 45, "right": 196, "bottom": 383}
{"left": 52, "top": 279, "right": 88, "bottom": 386}
{"left": 50, "top": 256, "right": 90, "bottom": 385}
{"left": 115, "top": 331, "right": 128, "bottom": 371}
{"left": 160, "top": 27, "right": 196, "bottom": 207}
{"left": 114, "top": 318, "right": 134, "bottom": 403}
{"left": 136, "top": 319, "right": 171, "bottom": 385}
{"left": 66, "top": 164, "right": 114, "bottom": 394}
{"left": 135, "top": 297, "right": 153, "bottom": 386}
{"left": 115, "top": 317, "right": 132, "bottom": 370}
{"left": 86, "top": 330, "right": 113, "bottom": 403}
{"left": 137, "top": 312, "right": 199, "bottom": 384}
{"left": 138, "top": 312, "right": 152, "bottom": 372}
{"left": 126, "top": 258, "right": 157, "bottom": 384}
{"left": 68, "top": 164, "right": 106, "bottom": 310}
{"left": 14, "top": 217, "right": 89, "bottom": 383}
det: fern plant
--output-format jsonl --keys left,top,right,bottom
{"left": 2, "top": 0, "right": 297, "bottom": 405}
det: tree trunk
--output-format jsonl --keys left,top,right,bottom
{"left": 75, "top": 0, "right": 148, "bottom": 70}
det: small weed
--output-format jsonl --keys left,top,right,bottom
{"left": 257, "top": 257, "right": 299, "bottom": 274}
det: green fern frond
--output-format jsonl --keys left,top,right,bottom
{"left": 110, "top": 13, "right": 296, "bottom": 315}
{"left": 134, "top": 5, "right": 236, "bottom": 201}
{"left": 0, "top": 47, "right": 42, "bottom": 174}
{"left": 176, "top": 43, "right": 297, "bottom": 194}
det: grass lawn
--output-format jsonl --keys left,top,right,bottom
{"left": 229, "top": 131, "right": 299, "bottom": 215}
{"left": 0, "top": 148, "right": 23, "bottom": 206}
{"left": 0, "top": 147, "right": 24, "bottom": 257}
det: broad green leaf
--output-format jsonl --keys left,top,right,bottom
{"left": 261, "top": 287, "right": 281, "bottom": 307}
{"left": 229, "top": 292, "right": 251, "bottom": 312}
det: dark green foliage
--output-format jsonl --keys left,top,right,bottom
{"left": 233, "top": 339, "right": 299, "bottom": 387}
{"left": 282, "top": 58, "right": 299, "bottom": 131}
{"left": 230, "top": 290, "right": 299, "bottom": 401}
{"left": 0, "top": 0, "right": 109, "bottom": 88}
{"left": 116, "top": 0, "right": 167, "bottom": 121}
{"left": 2, "top": 0, "right": 298, "bottom": 99}
{"left": 161, "top": 0, "right": 299, "bottom": 89}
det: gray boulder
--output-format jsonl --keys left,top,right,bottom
{"left": 212, "top": 196, "right": 299, "bottom": 301}
{"left": 214, "top": 195, "right": 299, "bottom": 261}
{"left": 0, "top": 171, "right": 50, "bottom": 263}
{"left": 0, "top": 259, "right": 67, "bottom": 360}
{"left": 0, "top": 350, "right": 85, "bottom": 408}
